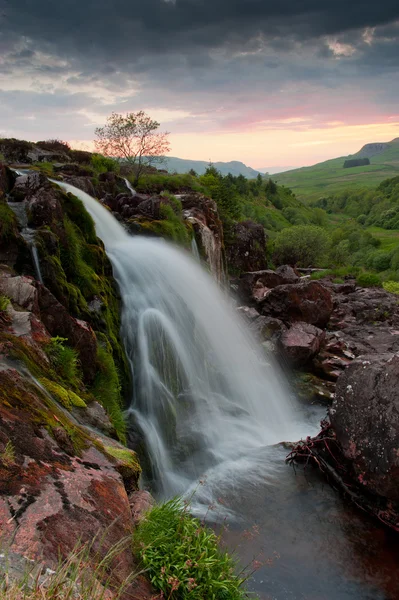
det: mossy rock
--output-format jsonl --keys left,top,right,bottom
{"left": 39, "top": 377, "right": 87, "bottom": 409}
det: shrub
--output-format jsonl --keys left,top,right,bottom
{"left": 356, "top": 272, "right": 382, "bottom": 288}
{"left": 0, "top": 295, "right": 10, "bottom": 311}
{"left": 36, "top": 139, "right": 71, "bottom": 153}
{"left": 273, "top": 225, "right": 331, "bottom": 267}
{"left": 45, "top": 337, "right": 81, "bottom": 387}
{"left": 383, "top": 281, "right": 399, "bottom": 295}
{"left": 91, "top": 153, "right": 120, "bottom": 175}
{"left": 133, "top": 498, "right": 250, "bottom": 600}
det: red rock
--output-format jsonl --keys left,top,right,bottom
{"left": 279, "top": 322, "right": 325, "bottom": 367}
{"left": 129, "top": 490, "right": 155, "bottom": 526}
{"left": 331, "top": 353, "right": 399, "bottom": 502}
{"left": 260, "top": 281, "right": 333, "bottom": 328}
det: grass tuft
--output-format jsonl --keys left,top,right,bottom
{"left": 133, "top": 498, "right": 253, "bottom": 600}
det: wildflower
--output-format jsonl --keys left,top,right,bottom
{"left": 187, "top": 577, "right": 197, "bottom": 591}
{"left": 160, "top": 566, "right": 166, "bottom": 576}
{"left": 167, "top": 576, "right": 180, "bottom": 592}
{"left": 185, "top": 559, "right": 193, "bottom": 568}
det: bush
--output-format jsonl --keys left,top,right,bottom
{"left": 133, "top": 498, "right": 250, "bottom": 600}
{"left": 383, "top": 281, "right": 399, "bottom": 295}
{"left": 91, "top": 153, "right": 120, "bottom": 175}
{"left": 356, "top": 272, "right": 382, "bottom": 288}
{"left": 273, "top": 225, "right": 331, "bottom": 267}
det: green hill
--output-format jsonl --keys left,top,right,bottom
{"left": 274, "top": 138, "right": 399, "bottom": 201}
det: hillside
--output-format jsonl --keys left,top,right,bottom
{"left": 163, "top": 156, "right": 260, "bottom": 178}
{"left": 274, "top": 138, "right": 399, "bottom": 201}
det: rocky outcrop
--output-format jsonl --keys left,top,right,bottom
{"left": 181, "top": 193, "right": 225, "bottom": 281}
{"left": 279, "top": 322, "right": 325, "bottom": 367}
{"left": 260, "top": 280, "right": 333, "bottom": 328}
{"left": 0, "top": 365, "right": 150, "bottom": 599}
{"left": 238, "top": 265, "right": 299, "bottom": 303}
{"left": 225, "top": 220, "right": 267, "bottom": 274}
{"left": 331, "top": 353, "right": 399, "bottom": 503}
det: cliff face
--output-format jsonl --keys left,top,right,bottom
{"left": 0, "top": 165, "right": 155, "bottom": 597}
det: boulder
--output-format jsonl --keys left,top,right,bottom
{"left": 275, "top": 265, "right": 299, "bottom": 283}
{"left": 249, "top": 315, "right": 287, "bottom": 342}
{"left": 225, "top": 220, "right": 267, "bottom": 274}
{"left": 11, "top": 172, "right": 47, "bottom": 201}
{"left": 279, "top": 322, "right": 325, "bottom": 367}
{"left": 28, "top": 187, "right": 64, "bottom": 228}
{"left": 129, "top": 490, "right": 155, "bottom": 526}
{"left": 238, "top": 266, "right": 299, "bottom": 303}
{"left": 260, "top": 281, "right": 333, "bottom": 328}
{"left": 331, "top": 353, "right": 399, "bottom": 502}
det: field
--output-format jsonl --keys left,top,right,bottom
{"left": 274, "top": 139, "right": 399, "bottom": 201}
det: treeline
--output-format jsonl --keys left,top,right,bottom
{"left": 315, "top": 176, "right": 399, "bottom": 229}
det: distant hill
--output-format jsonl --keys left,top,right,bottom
{"left": 163, "top": 157, "right": 260, "bottom": 178}
{"left": 273, "top": 138, "right": 399, "bottom": 201}
{"left": 257, "top": 166, "right": 296, "bottom": 174}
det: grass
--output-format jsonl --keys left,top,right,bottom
{"left": 0, "top": 537, "right": 141, "bottom": 600}
{"left": 133, "top": 498, "right": 254, "bottom": 600}
{"left": 0, "top": 295, "right": 10, "bottom": 312}
{"left": 274, "top": 138, "right": 399, "bottom": 201}
{"left": 0, "top": 441, "right": 16, "bottom": 467}
{"left": 45, "top": 337, "right": 81, "bottom": 388}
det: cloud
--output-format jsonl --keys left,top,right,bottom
{"left": 1, "top": 1, "right": 399, "bottom": 166}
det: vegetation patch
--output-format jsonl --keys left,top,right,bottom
{"left": 356, "top": 272, "right": 382, "bottom": 288}
{"left": 133, "top": 498, "right": 252, "bottom": 600}
{"left": 383, "top": 281, "right": 399, "bottom": 294}
{"left": 39, "top": 378, "right": 87, "bottom": 409}
{"left": 90, "top": 344, "right": 126, "bottom": 444}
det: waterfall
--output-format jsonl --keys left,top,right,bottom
{"left": 191, "top": 237, "right": 201, "bottom": 262}
{"left": 53, "top": 181, "right": 311, "bottom": 500}
{"left": 185, "top": 215, "right": 225, "bottom": 282}
{"left": 7, "top": 200, "right": 43, "bottom": 284}
{"left": 123, "top": 178, "right": 136, "bottom": 196}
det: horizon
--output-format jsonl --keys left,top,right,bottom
{"left": 2, "top": 1, "right": 399, "bottom": 169}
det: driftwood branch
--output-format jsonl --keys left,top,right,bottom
{"left": 286, "top": 420, "right": 399, "bottom": 533}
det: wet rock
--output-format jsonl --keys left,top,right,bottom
{"left": 279, "top": 322, "right": 325, "bottom": 367}
{"left": 11, "top": 172, "right": 47, "bottom": 201}
{"left": 28, "top": 187, "right": 63, "bottom": 228}
{"left": 129, "top": 490, "right": 155, "bottom": 526}
{"left": 73, "top": 400, "right": 115, "bottom": 437}
{"left": 0, "top": 163, "right": 16, "bottom": 197}
{"left": 331, "top": 353, "right": 399, "bottom": 502}
{"left": 225, "top": 220, "right": 267, "bottom": 274}
{"left": 64, "top": 176, "right": 96, "bottom": 197}
{"left": 237, "top": 306, "right": 260, "bottom": 321}
{"left": 260, "top": 281, "right": 333, "bottom": 328}
{"left": 249, "top": 315, "right": 287, "bottom": 342}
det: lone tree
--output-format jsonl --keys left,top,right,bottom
{"left": 94, "top": 111, "right": 170, "bottom": 185}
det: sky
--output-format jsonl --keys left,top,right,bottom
{"left": 1, "top": 0, "right": 399, "bottom": 169}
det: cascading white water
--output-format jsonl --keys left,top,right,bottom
{"left": 123, "top": 178, "right": 137, "bottom": 196}
{"left": 54, "top": 181, "right": 313, "bottom": 501}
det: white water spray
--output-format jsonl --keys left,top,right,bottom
{"left": 123, "top": 178, "right": 136, "bottom": 196}
{"left": 54, "top": 181, "right": 312, "bottom": 499}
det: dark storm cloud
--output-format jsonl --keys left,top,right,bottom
{"left": 2, "top": 0, "right": 399, "bottom": 69}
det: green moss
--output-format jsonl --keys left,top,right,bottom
{"left": 103, "top": 445, "right": 141, "bottom": 474}
{"left": 32, "top": 161, "right": 54, "bottom": 176}
{"left": 0, "top": 295, "right": 10, "bottom": 311}
{"left": 40, "top": 378, "right": 87, "bottom": 409}
{"left": 0, "top": 201, "right": 17, "bottom": 242}
{"left": 90, "top": 344, "right": 126, "bottom": 444}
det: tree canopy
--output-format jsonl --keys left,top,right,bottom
{"left": 94, "top": 111, "right": 170, "bottom": 184}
